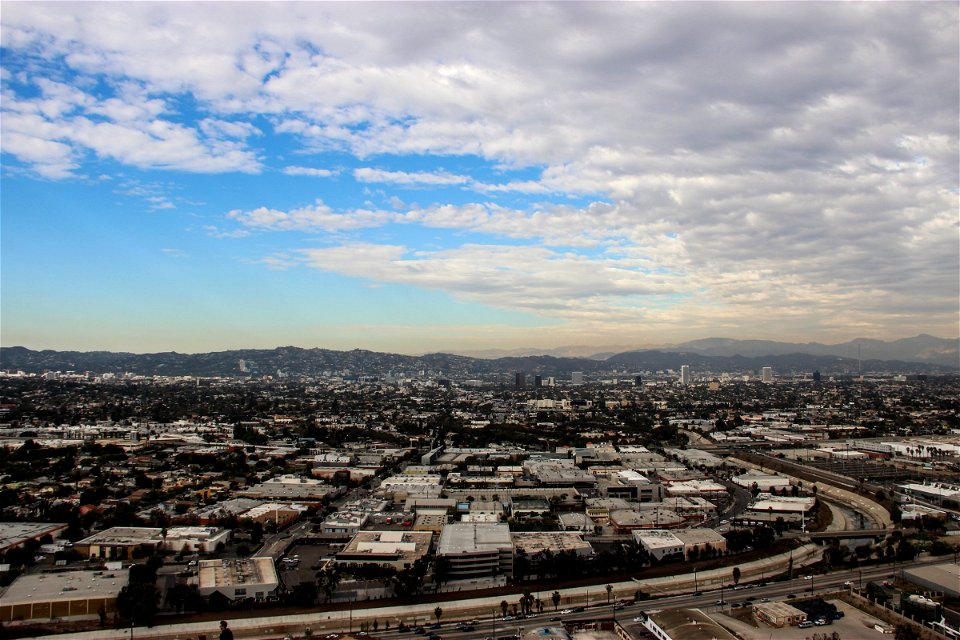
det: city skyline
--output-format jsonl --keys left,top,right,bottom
{"left": 2, "top": 2, "right": 958, "bottom": 354}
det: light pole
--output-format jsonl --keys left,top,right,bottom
{"left": 693, "top": 566, "right": 698, "bottom": 592}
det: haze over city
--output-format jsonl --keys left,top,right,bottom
{"left": 1, "top": 2, "right": 958, "bottom": 355}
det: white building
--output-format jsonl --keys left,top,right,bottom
{"left": 680, "top": 365, "right": 690, "bottom": 385}
{"left": 762, "top": 367, "right": 774, "bottom": 383}
{"left": 436, "top": 522, "right": 514, "bottom": 580}
{"left": 197, "top": 557, "right": 279, "bottom": 602}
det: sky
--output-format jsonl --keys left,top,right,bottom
{"left": 1, "top": 2, "right": 958, "bottom": 356}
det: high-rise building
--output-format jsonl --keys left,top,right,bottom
{"left": 813, "top": 370, "right": 821, "bottom": 383}
{"left": 571, "top": 371, "right": 584, "bottom": 385}
{"left": 680, "top": 365, "right": 690, "bottom": 385}
{"left": 534, "top": 375, "right": 543, "bottom": 388}
{"left": 761, "top": 366, "right": 773, "bottom": 383}
{"left": 515, "top": 372, "right": 526, "bottom": 389}
{"left": 634, "top": 375, "right": 643, "bottom": 386}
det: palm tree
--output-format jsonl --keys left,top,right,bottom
{"left": 605, "top": 584, "right": 613, "bottom": 604}
{"left": 434, "top": 607, "right": 443, "bottom": 625}
{"left": 552, "top": 591, "right": 561, "bottom": 611}
{"left": 500, "top": 600, "right": 508, "bottom": 617}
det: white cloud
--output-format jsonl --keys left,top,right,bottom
{"left": 297, "top": 242, "right": 683, "bottom": 322}
{"left": 228, "top": 200, "right": 396, "bottom": 232}
{"left": 353, "top": 167, "right": 470, "bottom": 186}
{"left": 2, "top": 2, "right": 957, "bottom": 342}
{"left": 283, "top": 166, "right": 338, "bottom": 177}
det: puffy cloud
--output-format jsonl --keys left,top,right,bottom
{"left": 2, "top": 2, "right": 956, "bottom": 341}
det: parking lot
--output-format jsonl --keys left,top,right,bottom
{"left": 715, "top": 599, "right": 889, "bottom": 640}
{"left": 278, "top": 542, "right": 343, "bottom": 587}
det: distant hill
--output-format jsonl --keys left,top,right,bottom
{"left": 1, "top": 341, "right": 955, "bottom": 378}
{"left": 673, "top": 334, "right": 958, "bottom": 368}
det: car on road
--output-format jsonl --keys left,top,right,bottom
{"left": 429, "top": 623, "right": 442, "bottom": 629}
{"left": 715, "top": 600, "right": 726, "bottom": 605}
{"left": 560, "top": 609, "right": 574, "bottom": 615}
{"left": 787, "top": 594, "right": 796, "bottom": 599}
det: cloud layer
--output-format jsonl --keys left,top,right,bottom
{"left": 2, "top": 2, "right": 957, "bottom": 347}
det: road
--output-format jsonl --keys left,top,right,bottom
{"left": 56, "top": 546, "right": 947, "bottom": 640}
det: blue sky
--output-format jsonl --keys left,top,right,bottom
{"left": 1, "top": 2, "right": 958, "bottom": 355}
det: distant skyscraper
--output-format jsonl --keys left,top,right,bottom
{"left": 635, "top": 375, "right": 643, "bottom": 386}
{"left": 680, "top": 365, "right": 690, "bottom": 385}
{"left": 571, "top": 371, "right": 584, "bottom": 385}
{"left": 534, "top": 375, "right": 543, "bottom": 388}
{"left": 813, "top": 370, "right": 821, "bottom": 383}
{"left": 515, "top": 372, "right": 526, "bottom": 389}
{"left": 762, "top": 366, "right": 773, "bottom": 383}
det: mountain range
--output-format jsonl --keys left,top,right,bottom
{"left": 0, "top": 335, "right": 955, "bottom": 378}
{"left": 456, "top": 334, "right": 958, "bottom": 367}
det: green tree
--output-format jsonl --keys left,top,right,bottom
{"left": 732, "top": 567, "right": 741, "bottom": 586}
{"left": 434, "top": 607, "right": 443, "bottom": 624}
{"left": 116, "top": 581, "right": 160, "bottom": 626}
{"left": 317, "top": 565, "right": 341, "bottom": 603}
{"left": 552, "top": 591, "right": 561, "bottom": 611}
{"left": 895, "top": 624, "right": 921, "bottom": 640}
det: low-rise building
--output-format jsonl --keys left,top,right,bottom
{"left": 0, "top": 522, "right": 68, "bottom": 554}
{"left": 240, "top": 502, "right": 306, "bottom": 528}
{"left": 0, "top": 568, "right": 130, "bottom": 622}
{"left": 197, "top": 557, "right": 279, "bottom": 602}
{"left": 511, "top": 531, "right": 594, "bottom": 558}
{"left": 633, "top": 529, "right": 684, "bottom": 562}
{"left": 322, "top": 512, "right": 369, "bottom": 538}
{"left": 609, "top": 508, "right": 682, "bottom": 532}
{"left": 752, "top": 601, "right": 808, "bottom": 627}
{"left": 436, "top": 522, "right": 513, "bottom": 580}
{"left": 378, "top": 475, "right": 444, "bottom": 502}
{"left": 334, "top": 530, "right": 433, "bottom": 571}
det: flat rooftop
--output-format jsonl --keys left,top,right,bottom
{"left": 437, "top": 523, "right": 512, "bottom": 555}
{"left": 0, "top": 522, "right": 67, "bottom": 551}
{"left": 0, "top": 569, "right": 130, "bottom": 605}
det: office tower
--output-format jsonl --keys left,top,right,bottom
{"left": 813, "top": 370, "right": 821, "bottom": 383}
{"left": 680, "top": 365, "right": 690, "bottom": 385}
{"left": 762, "top": 366, "right": 773, "bottom": 383}
{"left": 515, "top": 372, "right": 526, "bottom": 389}
{"left": 635, "top": 375, "right": 643, "bottom": 386}
{"left": 534, "top": 375, "right": 543, "bottom": 388}
{"left": 571, "top": 371, "right": 584, "bottom": 385}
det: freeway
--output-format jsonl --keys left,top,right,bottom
{"left": 369, "top": 561, "right": 938, "bottom": 640}
{"left": 51, "top": 553, "right": 943, "bottom": 640}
